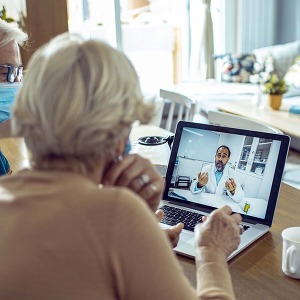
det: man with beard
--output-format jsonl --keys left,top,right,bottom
{"left": 190, "top": 145, "right": 244, "bottom": 202}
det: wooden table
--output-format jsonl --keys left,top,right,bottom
{"left": 217, "top": 100, "right": 300, "bottom": 139}
{"left": 178, "top": 183, "right": 300, "bottom": 299}
{"left": 2, "top": 127, "right": 300, "bottom": 299}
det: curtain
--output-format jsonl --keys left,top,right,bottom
{"left": 189, "top": 0, "right": 214, "bottom": 80}
{"left": 200, "top": 0, "right": 214, "bottom": 79}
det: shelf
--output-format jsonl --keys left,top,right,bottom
{"left": 258, "top": 142, "right": 272, "bottom": 146}
{"left": 252, "top": 172, "right": 264, "bottom": 176}
{"left": 253, "top": 161, "right": 267, "bottom": 164}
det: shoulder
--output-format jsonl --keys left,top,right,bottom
{"left": 78, "top": 186, "right": 153, "bottom": 223}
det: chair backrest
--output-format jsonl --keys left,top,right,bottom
{"left": 158, "top": 89, "right": 195, "bottom": 132}
{"left": 208, "top": 110, "right": 283, "bottom": 134}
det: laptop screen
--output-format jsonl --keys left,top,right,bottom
{"left": 163, "top": 121, "right": 290, "bottom": 226}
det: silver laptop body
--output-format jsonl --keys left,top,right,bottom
{"left": 159, "top": 121, "right": 290, "bottom": 260}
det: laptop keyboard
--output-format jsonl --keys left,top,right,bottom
{"left": 160, "top": 205, "right": 203, "bottom": 232}
{"left": 160, "top": 205, "right": 251, "bottom": 233}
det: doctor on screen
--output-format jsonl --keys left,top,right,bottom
{"left": 190, "top": 145, "right": 244, "bottom": 203}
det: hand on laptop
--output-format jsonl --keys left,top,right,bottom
{"left": 103, "top": 154, "right": 164, "bottom": 212}
{"left": 195, "top": 205, "right": 242, "bottom": 258}
{"left": 155, "top": 209, "right": 184, "bottom": 248}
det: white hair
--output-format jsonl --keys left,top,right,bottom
{"left": 0, "top": 19, "right": 28, "bottom": 47}
{"left": 12, "top": 33, "right": 153, "bottom": 173}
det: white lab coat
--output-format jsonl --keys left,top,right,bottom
{"left": 190, "top": 163, "right": 244, "bottom": 203}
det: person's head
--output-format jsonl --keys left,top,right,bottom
{"left": 0, "top": 19, "right": 28, "bottom": 83}
{"left": 12, "top": 33, "right": 153, "bottom": 174}
{"left": 215, "top": 145, "right": 231, "bottom": 172}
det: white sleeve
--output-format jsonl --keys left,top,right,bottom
{"left": 190, "top": 177, "right": 204, "bottom": 194}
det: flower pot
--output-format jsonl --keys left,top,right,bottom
{"left": 268, "top": 94, "right": 282, "bottom": 110}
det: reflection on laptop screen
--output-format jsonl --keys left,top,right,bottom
{"left": 164, "top": 122, "right": 290, "bottom": 226}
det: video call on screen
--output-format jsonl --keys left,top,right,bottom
{"left": 167, "top": 127, "right": 282, "bottom": 219}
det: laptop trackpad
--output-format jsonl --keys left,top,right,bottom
{"left": 174, "top": 230, "right": 196, "bottom": 257}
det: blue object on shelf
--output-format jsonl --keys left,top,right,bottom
{"left": 289, "top": 106, "right": 300, "bottom": 114}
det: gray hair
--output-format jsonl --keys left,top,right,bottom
{"left": 0, "top": 19, "right": 28, "bottom": 47}
{"left": 12, "top": 33, "right": 154, "bottom": 173}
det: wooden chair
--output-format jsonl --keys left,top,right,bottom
{"left": 207, "top": 110, "right": 283, "bottom": 134}
{"left": 158, "top": 89, "right": 196, "bottom": 132}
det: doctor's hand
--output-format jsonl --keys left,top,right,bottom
{"left": 225, "top": 178, "right": 237, "bottom": 195}
{"left": 197, "top": 172, "right": 209, "bottom": 188}
{"left": 155, "top": 209, "right": 184, "bottom": 248}
{"left": 103, "top": 154, "right": 164, "bottom": 212}
{"left": 195, "top": 205, "right": 242, "bottom": 258}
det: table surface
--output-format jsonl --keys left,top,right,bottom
{"left": 178, "top": 182, "right": 300, "bottom": 299}
{"left": 217, "top": 99, "right": 300, "bottom": 139}
{"left": 1, "top": 126, "right": 300, "bottom": 299}
{"left": 174, "top": 81, "right": 300, "bottom": 139}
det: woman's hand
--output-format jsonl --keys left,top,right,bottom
{"left": 155, "top": 209, "right": 184, "bottom": 248}
{"left": 103, "top": 154, "right": 164, "bottom": 212}
{"left": 195, "top": 205, "right": 242, "bottom": 258}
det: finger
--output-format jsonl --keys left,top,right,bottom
{"left": 172, "top": 222, "right": 184, "bottom": 233}
{"left": 239, "top": 224, "right": 244, "bottom": 234}
{"left": 155, "top": 209, "right": 164, "bottom": 222}
{"left": 168, "top": 223, "right": 184, "bottom": 244}
{"left": 201, "top": 172, "right": 208, "bottom": 179}
{"left": 129, "top": 174, "right": 151, "bottom": 193}
{"left": 218, "top": 205, "right": 233, "bottom": 215}
{"left": 139, "top": 178, "right": 163, "bottom": 200}
{"left": 228, "top": 183, "right": 234, "bottom": 191}
{"left": 117, "top": 157, "right": 151, "bottom": 187}
{"left": 231, "top": 213, "right": 242, "bottom": 224}
{"left": 230, "top": 178, "right": 236, "bottom": 187}
{"left": 201, "top": 215, "right": 208, "bottom": 222}
{"left": 103, "top": 155, "right": 137, "bottom": 186}
{"left": 226, "top": 181, "right": 234, "bottom": 191}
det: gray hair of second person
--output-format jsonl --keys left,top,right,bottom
{"left": 12, "top": 33, "right": 153, "bottom": 173}
{"left": 0, "top": 19, "right": 28, "bottom": 47}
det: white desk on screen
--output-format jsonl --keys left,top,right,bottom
{"left": 169, "top": 188, "right": 268, "bottom": 219}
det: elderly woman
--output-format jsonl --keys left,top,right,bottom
{"left": 0, "top": 33, "right": 241, "bottom": 299}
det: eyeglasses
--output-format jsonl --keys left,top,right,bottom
{"left": 0, "top": 64, "right": 23, "bottom": 83}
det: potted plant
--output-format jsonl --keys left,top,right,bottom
{"left": 0, "top": 6, "right": 15, "bottom": 23}
{"left": 262, "top": 74, "right": 288, "bottom": 110}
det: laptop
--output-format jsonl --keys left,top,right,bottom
{"left": 159, "top": 121, "right": 290, "bottom": 260}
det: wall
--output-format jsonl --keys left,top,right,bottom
{"left": 224, "top": 0, "right": 300, "bottom": 53}
{"left": 0, "top": 0, "right": 25, "bottom": 21}
{"left": 177, "top": 128, "right": 219, "bottom": 161}
{"left": 0, "top": 0, "right": 68, "bottom": 66}
{"left": 276, "top": 0, "right": 300, "bottom": 44}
